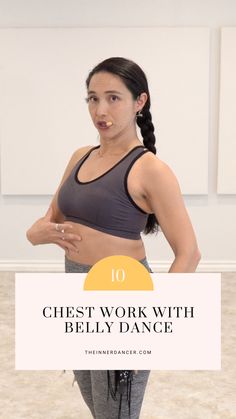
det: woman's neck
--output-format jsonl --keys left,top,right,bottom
{"left": 97, "top": 139, "right": 142, "bottom": 157}
{"left": 98, "top": 129, "right": 142, "bottom": 157}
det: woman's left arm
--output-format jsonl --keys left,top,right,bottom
{"left": 142, "top": 156, "right": 201, "bottom": 273}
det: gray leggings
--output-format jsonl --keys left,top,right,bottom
{"left": 65, "top": 256, "right": 151, "bottom": 419}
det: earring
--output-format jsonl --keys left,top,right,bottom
{"left": 136, "top": 110, "right": 143, "bottom": 118}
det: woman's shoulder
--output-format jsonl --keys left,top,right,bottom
{"left": 139, "top": 151, "right": 180, "bottom": 190}
{"left": 140, "top": 150, "right": 173, "bottom": 175}
{"left": 72, "top": 145, "right": 95, "bottom": 162}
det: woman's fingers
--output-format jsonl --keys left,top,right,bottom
{"left": 50, "top": 222, "right": 81, "bottom": 252}
{"left": 57, "top": 238, "right": 79, "bottom": 253}
{"left": 61, "top": 233, "right": 82, "bottom": 242}
{"left": 54, "top": 231, "right": 82, "bottom": 244}
{"left": 53, "top": 222, "right": 73, "bottom": 232}
{"left": 52, "top": 223, "right": 82, "bottom": 241}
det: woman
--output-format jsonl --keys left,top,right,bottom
{"left": 26, "top": 57, "right": 201, "bottom": 419}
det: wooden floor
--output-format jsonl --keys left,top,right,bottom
{"left": 0, "top": 272, "right": 235, "bottom": 419}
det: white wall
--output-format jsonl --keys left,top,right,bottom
{"left": 0, "top": 27, "right": 209, "bottom": 194}
{"left": 0, "top": 0, "right": 236, "bottom": 272}
{"left": 218, "top": 28, "right": 236, "bottom": 193}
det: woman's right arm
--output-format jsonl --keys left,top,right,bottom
{"left": 26, "top": 146, "right": 92, "bottom": 253}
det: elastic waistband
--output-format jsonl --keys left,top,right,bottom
{"left": 65, "top": 255, "right": 147, "bottom": 267}
{"left": 65, "top": 255, "right": 153, "bottom": 273}
{"left": 65, "top": 256, "right": 92, "bottom": 268}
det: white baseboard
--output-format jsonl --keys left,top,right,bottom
{"left": 0, "top": 259, "right": 236, "bottom": 272}
{"left": 152, "top": 261, "right": 236, "bottom": 272}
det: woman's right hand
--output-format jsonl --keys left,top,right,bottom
{"left": 26, "top": 207, "right": 82, "bottom": 253}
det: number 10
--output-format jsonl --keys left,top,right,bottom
{"left": 111, "top": 268, "right": 125, "bottom": 282}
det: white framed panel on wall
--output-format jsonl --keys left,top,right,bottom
{"left": 218, "top": 27, "right": 236, "bottom": 194}
{"left": 0, "top": 28, "right": 209, "bottom": 195}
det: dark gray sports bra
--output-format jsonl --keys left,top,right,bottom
{"left": 57, "top": 145, "right": 150, "bottom": 239}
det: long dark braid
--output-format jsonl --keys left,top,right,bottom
{"left": 137, "top": 109, "right": 156, "bottom": 154}
{"left": 86, "top": 57, "right": 159, "bottom": 235}
{"left": 136, "top": 106, "right": 159, "bottom": 234}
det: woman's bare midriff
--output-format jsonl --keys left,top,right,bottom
{"left": 64, "top": 221, "right": 146, "bottom": 265}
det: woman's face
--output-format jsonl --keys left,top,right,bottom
{"left": 86, "top": 71, "right": 144, "bottom": 139}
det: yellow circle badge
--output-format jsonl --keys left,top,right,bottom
{"left": 83, "top": 255, "right": 153, "bottom": 291}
